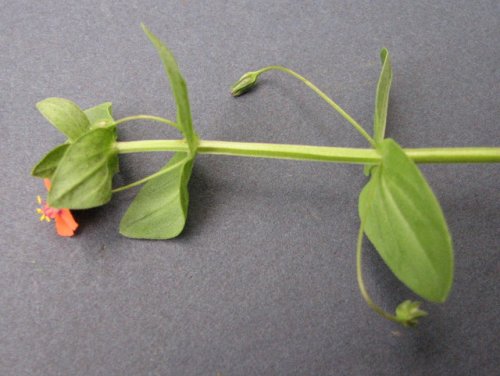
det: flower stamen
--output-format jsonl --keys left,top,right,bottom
{"left": 35, "top": 180, "right": 79, "bottom": 236}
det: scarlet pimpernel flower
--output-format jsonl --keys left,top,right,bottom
{"left": 36, "top": 179, "right": 78, "bottom": 237}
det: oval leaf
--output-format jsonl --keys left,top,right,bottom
{"left": 359, "top": 138, "right": 453, "bottom": 302}
{"left": 373, "top": 48, "right": 392, "bottom": 144}
{"left": 32, "top": 143, "right": 69, "bottom": 179}
{"left": 119, "top": 152, "right": 194, "bottom": 239}
{"left": 141, "top": 24, "right": 198, "bottom": 154}
{"left": 48, "top": 127, "right": 118, "bottom": 209}
{"left": 36, "top": 98, "right": 90, "bottom": 141}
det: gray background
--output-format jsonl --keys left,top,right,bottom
{"left": 1, "top": 1, "right": 499, "bottom": 375}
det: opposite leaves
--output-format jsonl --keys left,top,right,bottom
{"left": 32, "top": 102, "right": 116, "bottom": 179}
{"left": 359, "top": 138, "right": 453, "bottom": 303}
{"left": 118, "top": 25, "right": 199, "bottom": 239}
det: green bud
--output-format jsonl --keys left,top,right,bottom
{"left": 395, "top": 300, "right": 428, "bottom": 327}
{"left": 230, "top": 71, "right": 260, "bottom": 96}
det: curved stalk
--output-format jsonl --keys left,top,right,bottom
{"left": 356, "top": 225, "right": 400, "bottom": 323}
{"left": 112, "top": 115, "right": 181, "bottom": 132}
{"left": 256, "top": 66, "right": 376, "bottom": 148}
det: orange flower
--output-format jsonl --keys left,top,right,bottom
{"left": 36, "top": 179, "right": 78, "bottom": 237}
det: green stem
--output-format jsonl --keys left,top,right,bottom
{"left": 256, "top": 66, "right": 376, "bottom": 148}
{"left": 117, "top": 140, "right": 189, "bottom": 154}
{"left": 116, "top": 140, "right": 500, "bottom": 164}
{"left": 356, "top": 225, "right": 400, "bottom": 324}
{"left": 112, "top": 115, "right": 181, "bottom": 132}
{"left": 400, "top": 147, "right": 500, "bottom": 163}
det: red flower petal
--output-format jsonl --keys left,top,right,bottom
{"left": 55, "top": 210, "right": 78, "bottom": 237}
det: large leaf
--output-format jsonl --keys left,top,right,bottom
{"left": 141, "top": 24, "right": 198, "bottom": 153}
{"left": 32, "top": 144, "right": 69, "bottom": 179}
{"left": 359, "top": 138, "right": 453, "bottom": 302}
{"left": 373, "top": 48, "right": 392, "bottom": 144}
{"left": 84, "top": 102, "right": 115, "bottom": 128}
{"left": 119, "top": 152, "right": 194, "bottom": 239}
{"left": 48, "top": 127, "right": 118, "bottom": 209}
{"left": 36, "top": 98, "right": 90, "bottom": 142}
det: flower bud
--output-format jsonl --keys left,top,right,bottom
{"left": 230, "top": 71, "right": 260, "bottom": 97}
{"left": 395, "top": 300, "right": 428, "bottom": 327}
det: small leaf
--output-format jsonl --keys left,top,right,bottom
{"left": 373, "top": 49, "right": 392, "bottom": 144}
{"left": 359, "top": 138, "right": 453, "bottom": 302}
{"left": 141, "top": 24, "right": 198, "bottom": 154}
{"left": 36, "top": 98, "right": 90, "bottom": 141}
{"left": 119, "top": 152, "right": 194, "bottom": 239}
{"left": 32, "top": 144, "right": 69, "bottom": 179}
{"left": 48, "top": 127, "right": 118, "bottom": 209}
{"left": 84, "top": 102, "right": 115, "bottom": 128}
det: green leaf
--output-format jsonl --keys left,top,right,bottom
{"left": 84, "top": 102, "right": 115, "bottom": 128}
{"left": 141, "top": 24, "right": 198, "bottom": 154}
{"left": 32, "top": 102, "right": 116, "bottom": 180}
{"left": 359, "top": 138, "right": 453, "bottom": 302}
{"left": 31, "top": 144, "right": 69, "bottom": 179}
{"left": 373, "top": 48, "right": 392, "bottom": 144}
{"left": 84, "top": 102, "right": 118, "bottom": 173}
{"left": 48, "top": 127, "right": 118, "bottom": 209}
{"left": 119, "top": 152, "right": 194, "bottom": 239}
{"left": 36, "top": 98, "right": 91, "bottom": 142}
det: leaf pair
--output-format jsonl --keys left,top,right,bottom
{"left": 33, "top": 100, "right": 119, "bottom": 209}
{"left": 32, "top": 100, "right": 115, "bottom": 179}
{"left": 119, "top": 25, "right": 199, "bottom": 239}
{"left": 359, "top": 49, "right": 453, "bottom": 303}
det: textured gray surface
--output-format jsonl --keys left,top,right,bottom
{"left": 1, "top": 1, "right": 499, "bottom": 375}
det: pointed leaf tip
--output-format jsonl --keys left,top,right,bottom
{"left": 373, "top": 48, "right": 392, "bottom": 144}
